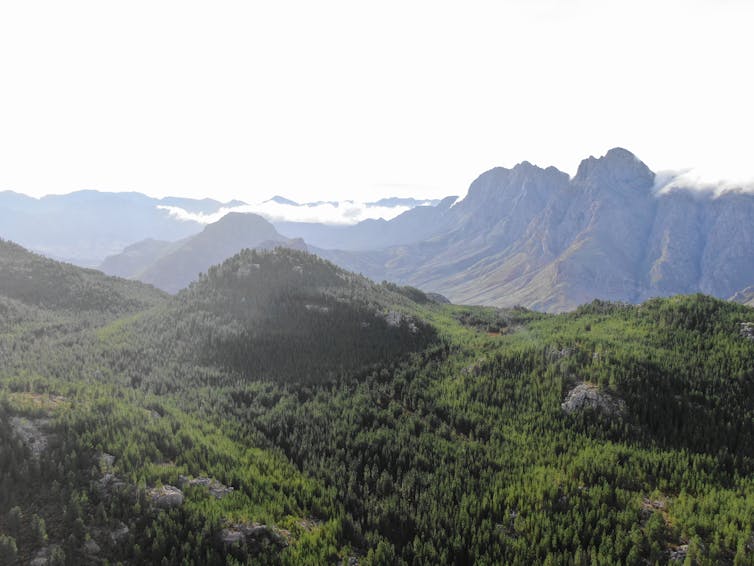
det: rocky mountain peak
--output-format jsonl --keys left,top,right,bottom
{"left": 574, "top": 147, "right": 655, "bottom": 191}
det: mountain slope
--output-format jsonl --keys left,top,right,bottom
{"left": 99, "top": 238, "right": 178, "bottom": 279}
{"left": 273, "top": 195, "right": 458, "bottom": 251}
{"left": 102, "top": 212, "right": 308, "bottom": 293}
{"left": 732, "top": 285, "right": 754, "bottom": 307}
{"left": 0, "top": 239, "right": 166, "bottom": 317}
{"left": 136, "top": 247, "right": 437, "bottom": 383}
{"left": 318, "top": 149, "right": 754, "bottom": 312}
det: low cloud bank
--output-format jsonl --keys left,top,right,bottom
{"left": 157, "top": 199, "right": 427, "bottom": 225}
{"left": 654, "top": 169, "right": 754, "bottom": 197}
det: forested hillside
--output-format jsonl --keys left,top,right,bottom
{"left": 0, "top": 239, "right": 166, "bottom": 318}
{"left": 1, "top": 243, "right": 754, "bottom": 564}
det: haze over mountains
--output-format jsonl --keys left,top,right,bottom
{"left": 0, "top": 191, "right": 426, "bottom": 266}
{"left": 5, "top": 147, "right": 754, "bottom": 311}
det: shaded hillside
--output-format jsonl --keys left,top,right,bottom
{"left": 99, "top": 238, "right": 178, "bottom": 279}
{"left": 102, "top": 213, "right": 308, "bottom": 293}
{"left": 138, "top": 248, "right": 438, "bottom": 383}
{"left": 0, "top": 239, "right": 166, "bottom": 317}
{"left": 318, "top": 148, "right": 754, "bottom": 312}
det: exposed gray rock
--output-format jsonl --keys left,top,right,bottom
{"left": 109, "top": 521, "right": 130, "bottom": 544}
{"left": 178, "top": 475, "right": 234, "bottom": 499}
{"left": 383, "top": 311, "right": 419, "bottom": 333}
{"left": 97, "top": 472, "right": 128, "bottom": 496}
{"left": 561, "top": 383, "right": 626, "bottom": 417}
{"left": 9, "top": 416, "right": 53, "bottom": 458}
{"left": 30, "top": 545, "right": 63, "bottom": 566}
{"left": 83, "top": 538, "right": 101, "bottom": 555}
{"left": 740, "top": 322, "right": 754, "bottom": 341}
{"left": 148, "top": 485, "right": 184, "bottom": 509}
{"left": 669, "top": 544, "right": 688, "bottom": 562}
{"left": 98, "top": 452, "right": 115, "bottom": 473}
{"left": 316, "top": 148, "right": 754, "bottom": 313}
{"left": 731, "top": 286, "right": 754, "bottom": 307}
{"left": 221, "top": 523, "right": 288, "bottom": 554}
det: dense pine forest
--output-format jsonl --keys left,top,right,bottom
{"left": 1, "top": 240, "right": 754, "bottom": 564}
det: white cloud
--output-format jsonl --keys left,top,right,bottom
{"left": 157, "top": 200, "right": 416, "bottom": 226}
{"left": 654, "top": 169, "right": 754, "bottom": 197}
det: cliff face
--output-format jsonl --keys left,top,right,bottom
{"left": 318, "top": 148, "right": 754, "bottom": 312}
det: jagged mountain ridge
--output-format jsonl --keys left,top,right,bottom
{"left": 316, "top": 148, "right": 754, "bottom": 312}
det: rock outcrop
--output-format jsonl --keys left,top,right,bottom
{"left": 148, "top": 485, "right": 184, "bottom": 509}
{"left": 9, "top": 416, "right": 53, "bottom": 459}
{"left": 221, "top": 523, "right": 288, "bottom": 554}
{"left": 740, "top": 322, "right": 754, "bottom": 341}
{"left": 178, "top": 475, "right": 234, "bottom": 499}
{"left": 561, "top": 382, "right": 626, "bottom": 418}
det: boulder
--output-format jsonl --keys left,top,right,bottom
{"left": 9, "top": 416, "right": 53, "bottom": 459}
{"left": 561, "top": 382, "right": 626, "bottom": 417}
{"left": 83, "top": 538, "right": 101, "bottom": 555}
{"left": 109, "top": 521, "right": 130, "bottom": 544}
{"left": 740, "top": 322, "right": 754, "bottom": 341}
{"left": 148, "top": 485, "right": 184, "bottom": 509}
{"left": 669, "top": 544, "right": 688, "bottom": 562}
{"left": 221, "top": 523, "right": 288, "bottom": 554}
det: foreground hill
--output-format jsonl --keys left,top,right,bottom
{"left": 101, "top": 213, "right": 307, "bottom": 293}
{"left": 129, "top": 248, "right": 438, "bottom": 383}
{"left": 2, "top": 244, "right": 754, "bottom": 564}
{"left": 318, "top": 148, "right": 754, "bottom": 312}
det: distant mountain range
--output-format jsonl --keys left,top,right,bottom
{"left": 6, "top": 148, "right": 754, "bottom": 311}
{"left": 0, "top": 190, "right": 433, "bottom": 266}
{"left": 0, "top": 190, "right": 235, "bottom": 265}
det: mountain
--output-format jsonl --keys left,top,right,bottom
{"left": 273, "top": 195, "right": 458, "bottom": 251}
{"left": 99, "top": 238, "right": 177, "bottom": 279}
{"left": 317, "top": 148, "right": 754, "bottom": 312}
{"left": 101, "top": 212, "right": 308, "bottom": 293}
{"left": 141, "top": 248, "right": 437, "bottom": 382}
{"left": 0, "top": 238, "right": 166, "bottom": 317}
{"left": 0, "top": 190, "right": 243, "bottom": 266}
{"left": 732, "top": 285, "right": 754, "bottom": 307}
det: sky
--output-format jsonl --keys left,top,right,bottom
{"left": 1, "top": 0, "right": 753, "bottom": 204}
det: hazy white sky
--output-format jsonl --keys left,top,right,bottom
{"left": 1, "top": 0, "right": 753, "bottom": 202}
